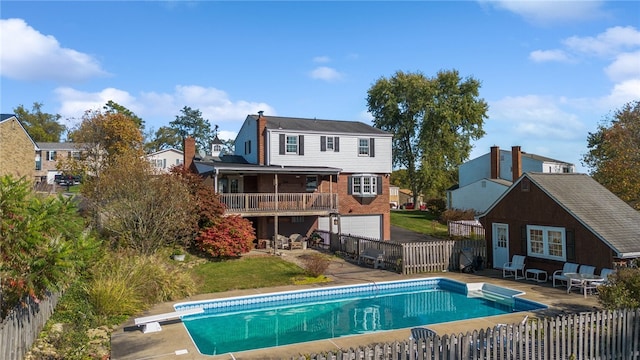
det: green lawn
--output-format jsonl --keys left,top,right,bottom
{"left": 390, "top": 210, "right": 449, "bottom": 238}
{"left": 192, "top": 256, "right": 309, "bottom": 293}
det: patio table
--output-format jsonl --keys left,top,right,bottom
{"left": 565, "top": 272, "right": 604, "bottom": 298}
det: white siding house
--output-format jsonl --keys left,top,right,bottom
{"left": 195, "top": 112, "right": 394, "bottom": 241}
{"left": 448, "top": 146, "right": 575, "bottom": 213}
{"left": 146, "top": 148, "right": 184, "bottom": 173}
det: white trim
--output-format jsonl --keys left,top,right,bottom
{"left": 526, "top": 225, "right": 566, "bottom": 261}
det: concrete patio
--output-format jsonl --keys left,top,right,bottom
{"left": 110, "top": 249, "right": 603, "bottom": 360}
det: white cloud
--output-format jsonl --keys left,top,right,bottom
{"left": 479, "top": 0, "right": 605, "bottom": 25}
{"left": 529, "top": 49, "right": 572, "bottom": 63}
{"left": 605, "top": 51, "right": 640, "bottom": 82}
{"left": 54, "top": 85, "right": 275, "bottom": 130}
{"left": 599, "top": 78, "right": 640, "bottom": 109}
{"left": 217, "top": 130, "right": 238, "bottom": 142}
{"left": 0, "top": 18, "right": 108, "bottom": 82}
{"left": 309, "top": 66, "right": 343, "bottom": 82}
{"left": 313, "top": 56, "right": 331, "bottom": 63}
{"left": 563, "top": 26, "right": 640, "bottom": 57}
{"left": 55, "top": 87, "right": 137, "bottom": 123}
{"left": 490, "top": 95, "right": 584, "bottom": 140}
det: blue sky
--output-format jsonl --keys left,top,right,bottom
{"left": 2, "top": 1, "right": 639, "bottom": 173}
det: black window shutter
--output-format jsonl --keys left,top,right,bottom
{"left": 566, "top": 229, "right": 575, "bottom": 261}
{"left": 521, "top": 225, "right": 527, "bottom": 255}
{"left": 334, "top": 137, "right": 340, "bottom": 152}
{"left": 321, "top": 136, "right": 326, "bottom": 151}
{"left": 347, "top": 176, "right": 353, "bottom": 195}
{"left": 279, "top": 134, "right": 285, "bottom": 155}
{"left": 377, "top": 176, "right": 382, "bottom": 194}
{"left": 370, "top": 138, "right": 375, "bottom": 157}
{"left": 299, "top": 135, "right": 304, "bottom": 155}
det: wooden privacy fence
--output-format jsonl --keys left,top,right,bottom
{"left": 448, "top": 220, "right": 485, "bottom": 241}
{"left": 326, "top": 231, "right": 486, "bottom": 275}
{"left": 289, "top": 309, "right": 640, "bottom": 360}
{"left": 0, "top": 292, "right": 61, "bottom": 360}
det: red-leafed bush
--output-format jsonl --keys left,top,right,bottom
{"left": 196, "top": 215, "right": 255, "bottom": 257}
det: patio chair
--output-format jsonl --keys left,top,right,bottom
{"left": 589, "top": 268, "right": 616, "bottom": 288}
{"left": 289, "top": 233, "right": 304, "bottom": 250}
{"left": 552, "top": 262, "right": 579, "bottom": 287}
{"left": 502, "top": 255, "right": 526, "bottom": 280}
{"left": 410, "top": 327, "right": 437, "bottom": 340}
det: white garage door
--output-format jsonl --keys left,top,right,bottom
{"left": 318, "top": 215, "right": 381, "bottom": 240}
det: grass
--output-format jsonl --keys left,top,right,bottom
{"left": 390, "top": 210, "right": 449, "bottom": 238}
{"left": 191, "top": 256, "right": 310, "bottom": 293}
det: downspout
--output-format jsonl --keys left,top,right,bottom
{"left": 214, "top": 168, "right": 219, "bottom": 193}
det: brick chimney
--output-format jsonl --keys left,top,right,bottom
{"left": 257, "top": 111, "right": 266, "bottom": 165}
{"left": 511, "top": 145, "right": 522, "bottom": 182}
{"left": 490, "top": 146, "right": 500, "bottom": 179}
{"left": 184, "top": 136, "right": 196, "bottom": 171}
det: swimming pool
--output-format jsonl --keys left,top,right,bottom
{"left": 175, "top": 278, "right": 546, "bottom": 355}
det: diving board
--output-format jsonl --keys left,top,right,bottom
{"left": 135, "top": 308, "right": 204, "bottom": 333}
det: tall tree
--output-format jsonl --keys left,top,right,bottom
{"left": 103, "top": 100, "right": 145, "bottom": 130}
{"left": 145, "top": 126, "right": 182, "bottom": 153}
{"left": 367, "top": 70, "right": 488, "bottom": 202}
{"left": 62, "top": 110, "right": 144, "bottom": 178}
{"left": 13, "top": 102, "right": 65, "bottom": 142}
{"left": 170, "top": 106, "right": 213, "bottom": 154}
{"left": 583, "top": 100, "right": 640, "bottom": 210}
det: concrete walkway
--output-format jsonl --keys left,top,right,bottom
{"left": 111, "top": 249, "right": 602, "bottom": 360}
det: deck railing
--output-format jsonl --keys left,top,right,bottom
{"left": 219, "top": 193, "right": 338, "bottom": 215}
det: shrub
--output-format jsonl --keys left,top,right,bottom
{"left": 440, "top": 208, "right": 476, "bottom": 223}
{"left": 86, "top": 251, "right": 195, "bottom": 317}
{"left": 301, "top": 253, "right": 331, "bottom": 277}
{"left": 597, "top": 267, "right": 640, "bottom": 310}
{"left": 425, "top": 198, "right": 446, "bottom": 216}
{"left": 196, "top": 215, "right": 256, "bottom": 258}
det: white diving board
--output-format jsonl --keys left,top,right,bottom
{"left": 134, "top": 308, "right": 204, "bottom": 333}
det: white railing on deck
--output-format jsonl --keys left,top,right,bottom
{"left": 219, "top": 193, "right": 338, "bottom": 214}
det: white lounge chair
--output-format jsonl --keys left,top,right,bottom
{"left": 552, "top": 262, "right": 579, "bottom": 287}
{"left": 503, "top": 255, "right": 526, "bottom": 280}
{"left": 590, "top": 268, "right": 616, "bottom": 287}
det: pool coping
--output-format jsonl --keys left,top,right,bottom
{"left": 111, "top": 254, "right": 603, "bottom": 360}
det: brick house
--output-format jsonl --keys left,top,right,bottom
{"left": 0, "top": 114, "right": 37, "bottom": 180}
{"left": 479, "top": 172, "right": 640, "bottom": 274}
{"left": 185, "top": 112, "right": 393, "bottom": 245}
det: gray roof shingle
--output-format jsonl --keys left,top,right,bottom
{"left": 249, "top": 115, "right": 391, "bottom": 136}
{"left": 527, "top": 172, "right": 640, "bottom": 258}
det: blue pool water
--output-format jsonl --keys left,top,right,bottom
{"left": 175, "top": 278, "right": 546, "bottom": 355}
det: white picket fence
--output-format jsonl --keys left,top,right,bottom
{"left": 291, "top": 309, "right": 640, "bottom": 360}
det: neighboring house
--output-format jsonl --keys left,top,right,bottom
{"left": 389, "top": 186, "right": 399, "bottom": 208}
{"left": 478, "top": 172, "right": 640, "bottom": 274}
{"left": 447, "top": 146, "right": 575, "bottom": 213}
{"left": 398, "top": 189, "right": 422, "bottom": 207}
{"left": 35, "top": 142, "right": 88, "bottom": 184}
{"left": 186, "top": 111, "right": 393, "bottom": 243}
{"left": 146, "top": 148, "right": 184, "bottom": 173}
{"left": 0, "top": 114, "right": 37, "bottom": 180}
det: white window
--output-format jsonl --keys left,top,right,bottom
{"left": 47, "top": 151, "right": 57, "bottom": 161}
{"left": 286, "top": 136, "right": 298, "bottom": 154}
{"left": 350, "top": 175, "right": 378, "bottom": 196}
{"left": 526, "top": 225, "right": 566, "bottom": 261}
{"left": 358, "top": 138, "right": 370, "bottom": 156}
{"left": 70, "top": 151, "right": 81, "bottom": 160}
{"left": 326, "top": 137, "right": 334, "bottom": 150}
